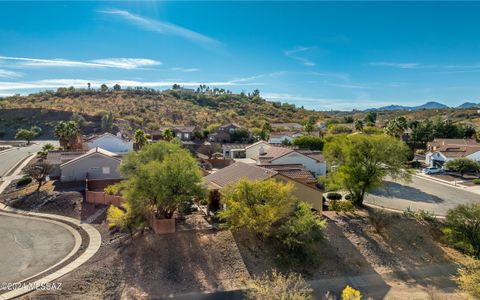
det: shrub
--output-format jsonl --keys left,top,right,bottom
{"left": 246, "top": 270, "right": 313, "bottom": 300}
{"left": 415, "top": 149, "right": 425, "bottom": 155}
{"left": 443, "top": 203, "right": 480, "bottom": 257}
{"left": 368, "top": 209, "right": 390, "bottom": 234}
{"left": 329, "top": 200, "right": 355, "bottom": 213}
{"left": 342, "top": 285, "right": 362, "bottom": 300}
{"left": 473, "top": 179, "right": 480, "bottom": 185}
{"left": 455, "top": 259, "right": 480, "bottom": 299}
{"left": 276, "top": 202, "right": 326, "bottom": 263}
{"left": 104, "top": 184, "right": 120, "bottom": 195}
{"left": 403, "top": 207, "right": 436, "bottom": 222}
{"left": 326, "top": 192, "right": 342, "bottom": 201}
{"left": 16, "top": 176, "right": 32, "bottom": 187}
{"left": 107, "top": 204, "right": 129, "bottom": 231}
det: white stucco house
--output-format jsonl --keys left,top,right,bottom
{"left": 85, "top": 132, "right": 133, "bottom": 154}
{"left": 60, "top": 147, "right": 122, "bottom": 182}
{"left": 425, "top": 138, "right": 480, "bottom": 167}
{"left": 268, "top": 132, "right": 304, "bottom": 144}
{"left": 251, "top": 145, "right": 326, "bottom": 176}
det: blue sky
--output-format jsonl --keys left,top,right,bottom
{"left": 0, "top": 1, "right": 479, "bottom": 110}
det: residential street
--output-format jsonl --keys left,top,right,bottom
{"left": 0, "top": 141, "right": 57, "bottom": 177}
{"left": 365, "top": 175, "right": 480, "bottom": 216}
{"left": 0, "top": 213, "right": 75, "bottom": 283}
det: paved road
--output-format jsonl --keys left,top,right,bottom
{"left": 0, "top": 213, "right": 75, "bottom": 283}
{"left": 365, "top": 176, "right": 480, "bottom": 216}
{"left": 0, "top": 141, "right": 57, "bottom": 177}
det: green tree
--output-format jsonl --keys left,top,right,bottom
{"left": 443, "top": 202, "right": 480, "bottom": 257}
{"left": 260, "top": 122, "right": 272, "bottom": 141}
{"left": 384, "top": 117, "right": 408, "bottom": 139}
{"left": 444, "top": 158, "right": 480, "bottom": 176}
{"left": 38, "top": 143, "right": 55, "bottom": 158}
{"left": 218, "top": 179, "right": 297, "bottom": 238}
{"left": 134, "top": 129, "right": 148, "bottom": 150}
{"left": 120, "top": 141, "right": 205, "bottom": 224}
{"left": 113, "top": 84, "right": 121, "bottom": 91}
{"left": 54, "top": 121, "right": 80, "bottom": 150}
{"left": 324, "top": 134, "right": 411, "bottom": 206}
{"left": 71, "top": 112, "right": 85, "bottom": 128}
{"left": 354, "top": 119, "right": 364, "bottom": 132}
{"left": 101, "top": 111, "right": 114, "bottom": 133}
{"left": 327, "top": 124, "right": 353, "bottom": 135}
{"left": 292, "top": 135, "right": 325, "bottom": 150}
{"left": 364, "top": 111, "right": 377, "bottom": 125}
{"left": 15, "top": 128, "right": 38, "bottom": 145}
{"left": 100, "top": 83, "right": 109, "bottom": 92}
{"left": 162, "top": 128, "right": 174, "bottom": 141}
{"left": 276, "top": 202, "right": 326, "bottom": 258}
{"left": 231, "top": 127, "right": 250, "bottom": 143}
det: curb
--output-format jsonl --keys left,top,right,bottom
{"left": 364, "top": 202, "right": 446, "bottom": 219}
{"left": 0, "top": 155, "right": 102, "bottom": 299}
{"left": 414, "top": 173, "right": 480, "bottom": 195}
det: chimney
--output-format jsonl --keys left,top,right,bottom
{"left": 259, "top": 145, "right": 266, "bottom": 156}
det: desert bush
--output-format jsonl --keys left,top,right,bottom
{"left": 473, "top": 179, "right": 480, "bottom": 185}
{"left": 245, "top": 270, "right": 313, "bottom": 300}
{"left": 342, "top": 285, "right": 362, "bottom": 300}
{"left": 455, "top": 259, "right": 480, "bottom": 299}
{"left": 326, "top": 192, "right": 342, "bottom": 201}
{"left": 16, "top": 176, "right": 32, "bottom": 187}
{"left": 104, "top": 184, "right": 120, "bottom": 195}
{"left": 415, "top": 149, "right": 425, "bottom": 155}
{"left": 403, "top": 207, "right": 436, "bottom": 222}
{"left": 107, "top": 204, "right": 129, "bottom": 231}
{"left": 329, "top": 200, "right": 355, "bottom": 213}
{"left": 368, "top": 209, "right": 390, "bottom": 234}
{"left": 443, "top": 203, "right": 480, "bottom": 257}
{"left": 276, "top": 202, "right": 326, "bottom": 264}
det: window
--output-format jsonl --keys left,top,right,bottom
{"left": 184, "top": 133, "right": 189, "bottom": 139}
{"left": 102, "top": 167, "right": 110, "bottom": 174}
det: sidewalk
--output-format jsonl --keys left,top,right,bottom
{"left": 0, "top": 154, "right": 102, "bottom": 300}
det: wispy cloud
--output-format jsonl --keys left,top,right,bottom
{"left": 369, "top": 62, "right": 430, "bottom": 69}
{"left": 262, "top": 92, "right": 394, "bottom": 110}
{"left": 170, "top": 67, "right": 200, "bottom": 73}
{"left": 285, "top": 46, "right": 316, "bottom": 67}
{"left": 0, "top": 56, "right": 161, "bottom": 69}
{"left": 0, "top": 69, "right": 22, "bottom": 78}
{"left": 0, "top": 77, "right": 263, "bottom": 92}
{"left": 99, "top": 9, "right": 221, "bottom": 48}
{"left": 326, "top": 82, "right": 369, "bottom": 89}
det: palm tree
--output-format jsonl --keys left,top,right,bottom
{"left": 354, "top": 119, "right": 364, "bottom": 132}
{"left": 54, "top": 121, "right": 80, "bottom": 150}
{"left": 163, "top": 128, "right": 174, "bottom": 141}
{"left": 134, "top": 129, "right": 148, "bottom": 150}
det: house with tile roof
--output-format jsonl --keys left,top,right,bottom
{"left": 425, "top": 138, "right": 480, "bottom": 167}
{"left": 203, "top": 162, "right": 323, "bottom": 211}
{"left": 250, "top": 145, "right": 326, "bottom": 176}
{"left": 60, "top": 147, "right": 122, "bottom": 182}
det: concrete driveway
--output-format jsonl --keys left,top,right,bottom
{"left": 365, "top": 176, "right": 480, "bottom": 216}
{"left": 0, "top": 213, "right": 75, "bottom": 283}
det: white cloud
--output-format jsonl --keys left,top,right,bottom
{"left": 0, "top": 69, "right": 22, "bottom": 78}
{"left": 285, "top": 46, "right": 316, "bottom": 67}
{"left": 369, "top": 62, "right": 427, "bottom": 69}
{"left": 100, "top": 9, "right": 221, "bottom": 47}
{"left": 0, "top": 77, "right": 263, "bottom": 92}
{"left": 262, "top": 92, "right": 397, "bottom": 111}
{"left": 0, "top": 56, "right": 161, "bottom": 69}
{"left": 326, "top": 82, "right": 369, "bottom": 89}
{"left": 170, "top": 67, "right": 200, "bottom": 72}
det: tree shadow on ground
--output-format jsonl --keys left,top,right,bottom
{"left": 232, "top": 223, "right": 391, "bottom": 299}
{"left": 117, "top": 229, "right": 250, "bottom": 299}
{"left": 370, "top": 181, "right": 444, "bottom": 203}
{"left": 333, "top": 209, "right": 460, "bottom": 295}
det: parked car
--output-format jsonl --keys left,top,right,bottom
{"left": 422, "top": 167, "right": 443, "bottom": 175}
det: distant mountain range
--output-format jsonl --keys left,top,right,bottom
{"left": 368, "top": 101, "right": 480, "bottom": 111}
